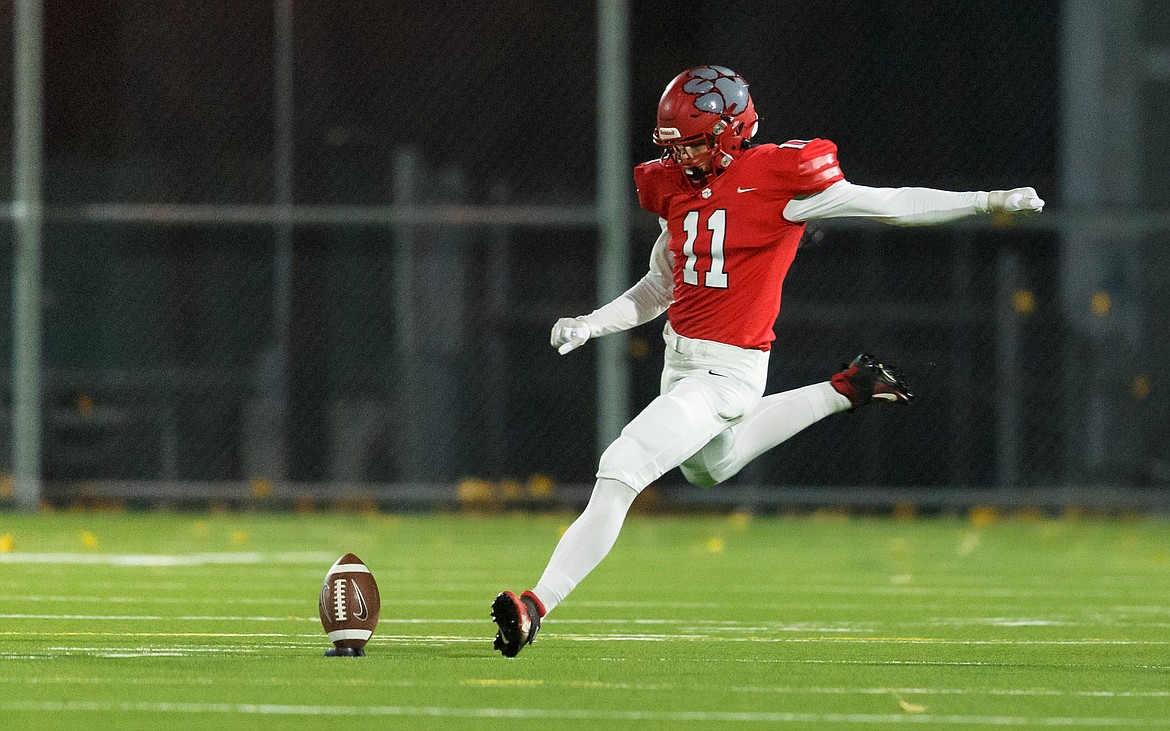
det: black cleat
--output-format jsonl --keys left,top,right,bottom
{"left": 491, "top": 590, "right": 544, "bottom": 658}
{"left": 830, "top": 354, "right": 914, "bottom": 408}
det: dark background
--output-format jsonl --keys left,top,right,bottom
{"left": 1, "top": 1, "right": 1165, "bottom": 494}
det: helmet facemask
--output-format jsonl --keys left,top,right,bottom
{"left": 660, "top": 120, "right": 734, "bottom": 173}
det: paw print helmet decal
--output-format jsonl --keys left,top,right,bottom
{"left": 653, "top": 66, "right": 759, "bottom": 176}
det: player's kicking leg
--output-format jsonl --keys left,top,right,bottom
{"left": 680, "top": 354, "right": 912, "bottom": 487}
{"left": 830, "top": 353, "right": 914, "bottom": 407}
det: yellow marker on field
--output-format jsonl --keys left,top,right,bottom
{"left": 457, "top": 478, "right": 493, "bottom": 502}
{"left": 704, "top": 537, "right": 726, "bottom": 553}
{"left": 230, "top": 530, "right": 248, "bottom": 545}
{"left": 969, "top": 505, "right": 998, "bottom": 527}
{"left": 0, "top": 534, "right": 13, "bottom": 552}
{"left": 527, "top": 474, "right": 555, "bottom": 499}
{"left": 80, "top": 531, "right": 100, "bottom": 550}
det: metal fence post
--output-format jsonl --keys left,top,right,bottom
{"left": 595, "top": 0, "right": 631, "bottom": 451}
{"left": 12, "top": 0, "right": 45, "bottom": 511}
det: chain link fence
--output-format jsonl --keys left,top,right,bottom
{"left": 3, "top": 1, "right": 1168, "bottom": 508}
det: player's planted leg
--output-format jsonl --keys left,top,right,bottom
{"left": 490, "top": 478, "right": 638, "bottom": 657}
{"left": 491, "top": 590, "right": 545, "bottom": 658}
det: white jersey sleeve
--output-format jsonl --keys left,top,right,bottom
{"left": 580, "top": 219, "right": 674, "bottom": 338}
{"left": 784, "top": 180, "right": 991, "bottom": 226}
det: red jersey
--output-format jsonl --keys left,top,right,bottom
{"left": 633, "top": 138, "right": 844, "bottom": 351}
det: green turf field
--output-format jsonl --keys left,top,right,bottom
{"left": 0, "top": 510, "right": 1168, "bottom": 729}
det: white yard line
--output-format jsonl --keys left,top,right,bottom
{"left": 4, "top": 644, "right": 1167, "bottom": 671}
{"left": 0, "top": 552, "right": 334, "bottom": 566}
{"left": 10, "top": 592, "right": 1170, "bottom": 616}
{"left": 584, "top": 583, "right": 1170, "bottom": 600}
{"left": 0, "top": 631, "right": 317, "bottom": 638}
{"left": 0, "top": 614, "right": 315, "bottom": 621}
{"left": 594, "top": 657, "right": 1170, "bottom": 670}
{"left": 2, "top": 627, "right": 1169, "bottom": 648}
{"left": 2, "top": 675, "right": 1168, "bottom": 700}
{"left": 548, "top": 635, "right": 1170, "bottom": 646}
{"left": 0, "top": 595, "right": 310, "bottom": 605}
{"left": 10, "top": 596, "right": 1170, "bottom": 633}
{"left": 0, "top": 614, "right": 872, "bottom": 630}
{"left": 2, "top": 613, "right": 1170, "bottom": 646}
{"left": 4, "top": 611, "right": 1170, "bottom": 631}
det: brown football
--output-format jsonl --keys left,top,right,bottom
{"left": 319, "top": 553, "right": 381, "bottom": 651}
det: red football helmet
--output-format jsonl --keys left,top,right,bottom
{"left": 653, "top": 65, "right": 758, "bottom": 178}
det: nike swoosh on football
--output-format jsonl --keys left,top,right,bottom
{"left": 708, "top": 370, "right": 728, "bottom": 378}
{"left": 737, "top": 187, "right": 757, "bottom": 193}
{"left": 352, "top": 581, "right": 369, "bottom": 621}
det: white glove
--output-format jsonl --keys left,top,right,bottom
{"left": 551, "top": 317, "right": 591, "bottom": 355}
{"left": 988, "top": 187, "right": 1044, "bottom": 214}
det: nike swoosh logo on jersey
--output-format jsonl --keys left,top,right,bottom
{"left": 737, "top": 187, "right": 757, "bottom": 193}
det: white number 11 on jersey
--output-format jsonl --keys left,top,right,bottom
{"left": 681, "top": 209, "right": 728, "bottom": 289}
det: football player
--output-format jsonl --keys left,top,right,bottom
{"left": 491, "top": 65, "right": 1043, "bottom": 657}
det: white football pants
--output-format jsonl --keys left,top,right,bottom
{"left": 597, "top": 322, "right": 769, "bottom": 491}
{"left": 531, "top": 323, "right": 850, "bottom": 613}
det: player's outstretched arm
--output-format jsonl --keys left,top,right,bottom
{"left": 785, "top": 181, "right": 1044, "bottom": 226}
